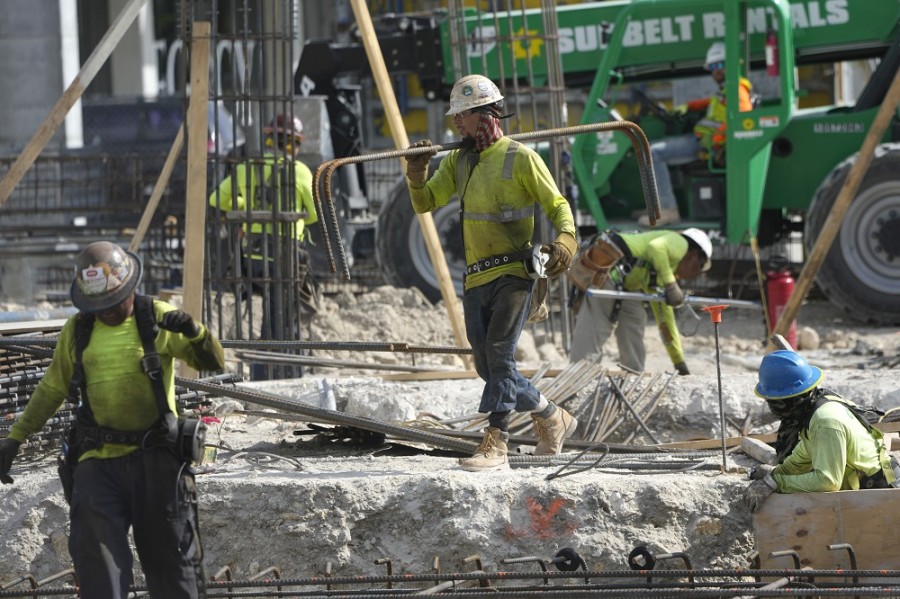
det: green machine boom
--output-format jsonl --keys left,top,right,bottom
{"left": 440, "top": 0, "right": 900, "bottom": 324}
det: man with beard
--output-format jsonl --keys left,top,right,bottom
{"left": 403, "top": 74, "right": 578, "bottom": 472}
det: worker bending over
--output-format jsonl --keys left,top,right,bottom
{"left": 569, "top": 228, "right": 712, "bottom": 375}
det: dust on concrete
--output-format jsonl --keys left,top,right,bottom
{"left": 1, "top": 288, "right": 898, "bottom": 584}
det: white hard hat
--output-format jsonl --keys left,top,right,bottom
{"left": 681, "top": 228, "right": 713, "bottom": 272}
{"left": 446, "top": 74, "right": 504, "bottom": 116}
{"left": 705, "top": 42, "right": 726, "bottom": 70}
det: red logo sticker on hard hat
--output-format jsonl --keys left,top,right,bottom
{"left": 80, "top": 266, "right": 109, "bottom": 296}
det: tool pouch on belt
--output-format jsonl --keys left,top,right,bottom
{"left": 57, "top": 426, "right": 81, "bottom": 505}
{"left": 860, "top": 455, "right": 900, "bottom": 489}
{"left": 567, "top": 236, "right": 625, "bottom": 292}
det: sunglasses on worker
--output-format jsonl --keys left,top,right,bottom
{"left": 707, "top": 61, "right": 725, "bottom": 72}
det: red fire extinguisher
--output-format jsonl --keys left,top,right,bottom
{"left": 765, "top": 29, "right": 779, "bottom": 77}
{"left": 766, "top": 269, "right": 797, "bottom": 349}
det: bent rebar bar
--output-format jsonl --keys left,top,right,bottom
{"left": 312, "top": 121, "right": 659, "bottom": 278}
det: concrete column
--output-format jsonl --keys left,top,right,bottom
{"left": 0, "top": 0, "right": 78, "bottom": 152}
{"left": 108, "top": 0, "right": 157, "bottom": 97}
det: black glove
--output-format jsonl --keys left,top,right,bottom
{"left": 673, "top": 361, "right": 690, "bottom": 376}
{"left": 542, "top": 233, "right": 578, "bottom": 278}
{"left": 405, "top": 140, "right": 437, "bottom": 185}
{"left": 0, "top": 438, "right": 21, "bottom": 484}
{"left": 159, "top": 310, "right": 202, "bottom": 339}
{"left": 664, "top": 281, "right": 684, "bottom": 307}
{"left": 749, "top": 464, "right": 775, "bottom": 481}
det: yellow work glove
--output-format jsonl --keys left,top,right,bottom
{"left": 542, "top": 233, "right": 578, "bottom": 278}
{"left": 405, "top": 139, "right": 437, "bottom": 185}
{"left": 673, "top": 103, "right": 688, "bottom": 116}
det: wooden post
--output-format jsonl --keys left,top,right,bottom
{"left": 772, "top": 70, "right": 900, "bottom": 344}
{"left": 0, "top": 0, "right": 151, "bottom": 207}
{"left": 129, "top": 126, "right": 185, "bottom": 252}
{"left": 180, "top": 22, "right": 211, "bottom": 378}
{"left": 348, "top": 0, "right": 472, "bottom": 367}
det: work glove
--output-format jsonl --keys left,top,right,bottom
{"left": 0, "top": 438, "right": 21, "bottom": 485}
{"left": 405, "top": 140, "right": 437, "bottom": 185}
{"left": 749, "top": 464, "right": 776, "bottom": 481}
{"left": 673, "top": 103, "right": 688, "bottom": 116}
{"left": 159, "top": 310, "right": 202, "bottom": 339}
{"left": 542, "top": 233, "right": 578, "bottom": 278}
{"left": 663, "top": 281, "right": 684, "bottom": 307}
{"left": 673, "top": 361, "right": 690, "bottom": 376}
{"left": 743, "top": 474, "right": 778, "bottom": 513}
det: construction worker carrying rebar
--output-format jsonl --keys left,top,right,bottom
{"left": 744, "top": 350, "right": 900, "bottom": 512}
{"left": 0, "top": 241, "right": 225, "bottom": 598}
{"left": 403, "top": 74, "right": 579, "bottom": 472}
{"left": 568, "top": 228, "right": 712, "bottom": 375}
{"left": 209, "top": 113, "right": 319, "bottom": 379}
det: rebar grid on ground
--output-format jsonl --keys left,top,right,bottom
{"left": 4, "top": 566, "right": 900, "bottom": 598}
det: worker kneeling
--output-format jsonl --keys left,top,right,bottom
{"left": 743, "top": 350, "right": 900, "bottom": 512}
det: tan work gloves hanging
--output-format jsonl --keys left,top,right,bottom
{"left": 405, "top": 140, "right": 438, "bottom": 186}
{"left": 542, "top": 233, "right": 578, "bottom": 278}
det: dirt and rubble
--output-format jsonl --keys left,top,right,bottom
{"left": 1, "top": 286, "right": 899, "bottom": 588}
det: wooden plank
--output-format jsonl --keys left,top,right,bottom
{"left": 0, "top": 0, "right": 151, "bottom": 207}
{"left": 129, "top": 125, "right": 185, "bottom": 252}
{"left": 380, "top": 368, "right": 564, "bottom": 382}
{"left": 180, "top": 21, "right": 211, "bottom": 379}
{"left": 755, "top": 488, "right": 900, "bottom": 582}
{"left": 772, "top": 69, "right": 900, "bottom": 345}
{"left": 0, "top": 319, "right": 69, "bottom": 335}
{"left": 653, "top": 421, "right": 900, "bottom": 451}
{"left": 348, "top": 0, "right": 472, "bottom": 370}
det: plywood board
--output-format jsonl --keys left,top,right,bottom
{"left": 754, "top": 488, "right": 900, "bottom": 582}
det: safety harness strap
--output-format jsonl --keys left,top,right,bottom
{"left": 70, "top": 296, "right": 175, "bottom": 447}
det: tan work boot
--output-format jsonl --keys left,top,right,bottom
{"left": 458, "top": 427, "right": 509, "bottom": 472}
{"left": 531, "top": 406, "right": 578, "bottom": 455}
{"left": 639, "top": 207, "right": 681, "bottom": 226}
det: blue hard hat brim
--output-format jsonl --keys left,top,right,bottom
{"left": 755, "top": 366, "right": 824, "bottom": 400}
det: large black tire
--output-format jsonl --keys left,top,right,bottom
{"left": 804, "top": 142, "right": 900, "bottom": 325}
{"left": 375, "top": 179, "right": 465, "bottom": 303}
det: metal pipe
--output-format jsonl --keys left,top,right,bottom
{"left": 313, "top": 121, "right": 658, "bottom": 278}
{"left": 586, "top": 289, "right": 761, "bottom": 310}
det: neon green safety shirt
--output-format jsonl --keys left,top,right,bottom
{"left": 409, "top": 137, "right": 575, "bottom": 291}
{"left": 772, "top": 397, "right": 894, "bottom": 493}
{"left": 8, "top": 300, "right": 225, "bottom": 461}
{"left": 617, "top": 230, "right": 689, "bottom": 366}
{"left": 209, "top": 153, "right": 317, "bottom": 244}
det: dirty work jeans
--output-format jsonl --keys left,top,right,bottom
{"left": 649, "top": 133, "right": 702, "bottom": 210}
{"left": 69, "top": 449, "right": 205, "bottom": 599}
{"left": 463, "top": 275, "right": 542, "bottom": 413}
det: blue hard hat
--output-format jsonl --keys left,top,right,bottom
{"left": 755, "top": 350, "right": 824, "bottom": 400}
